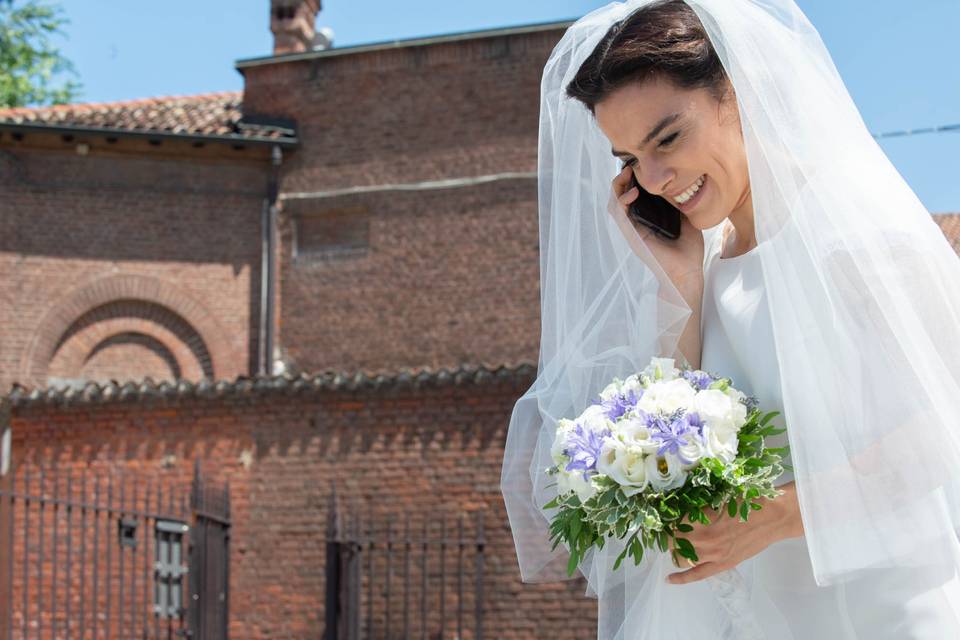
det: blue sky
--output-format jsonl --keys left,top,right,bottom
{"left": 55, "top": 0, "right": 960, "bottom": 213}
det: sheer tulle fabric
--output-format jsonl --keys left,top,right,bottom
{"left": 500, "top": 0, "right": 960, "bottom": 638}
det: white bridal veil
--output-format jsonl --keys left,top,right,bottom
{"left": 500, "top": 0, "right": 960, "bottom": 636}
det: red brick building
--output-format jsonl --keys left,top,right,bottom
{"left": 0, "top": 2, "right": 594, "bottom": 638}
{"left": 1, "top": 1, "right": 959, "bottom": 639}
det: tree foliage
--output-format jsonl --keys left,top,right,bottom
{"left": 0, "top": 0, "right": 81, "bottom": 108}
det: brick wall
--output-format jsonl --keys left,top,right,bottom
{"left": 277, "top": 177, "right": 541, "bottom": 374}
{"left": 240, "top": 27, "right": 563, "bottom": 375}
{"left": 0, "top": 139, "right": 271, "bottom": 390}
{"left": 8, "top": 374, "right": 598, "bottom": 640}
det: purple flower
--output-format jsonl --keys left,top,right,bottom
{"left": 563, "top": 422, "right": 611, "bottom": 482}
{"left": 600, "top": 387, "right": 641, "bottom": 422}
{"left": 682, "top": 370, "right": 714, "bottom": 390}
{"left": 686, "top": 412, "right": 705, "bottom": 437}
{"left": 648, "top": 413, "right": 693, "bottom": 459}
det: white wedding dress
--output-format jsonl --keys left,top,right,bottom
{"left": 695, "top": 220, "right": 960, "bottom": 638}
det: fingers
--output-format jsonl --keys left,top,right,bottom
{"left": 667, "top": 561, "right": 726, "bottom": 585}
{"left": 618, "top": 185, "right": 639, "bottom": 208}
{"left": 612, "top": 164, "right": 639, "bottom": 208}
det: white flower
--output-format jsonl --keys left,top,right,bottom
{"left": 620, "top": 374, "right": 645, "bottom": 399}
{"left": 598, "top": 378, "right": 623, "bottom": 402}
{"left": 579, "top": 403, "right": 614, "bottom": 433}
{"left": 597, "top": 439, "right": 649, "bottom": 496}
{"left": 634, "top": 378, "right": 695, "bottom": 416}
{"left": 636, "top": 385, "right": 661, "bottom": 415}
{"left": 703, "top": 424, "right": 739, "bottom": 463}
{"left": 642, "top": 357, "right": 679, "bottom": 382}
{"left": 694, "top": 389, "right": 739, "bottom": 432}
{"left": 723, "top": 387, "right": 749, "bottom": 426}
{"left": 645, "top": 452, "right": 688, "bottom": 492}
{"left": 615, "top": 415, "right": 661, "bottom": 455}
{"left": 677, "top": 430, "right": 709, "bottom": 471}
{"left": 551, "top": 418, "right": 576, "bottom": 465}
{"left": 656, "top": 378, "right": 697, "bottom": 414}
{"left": 557, "top": 469, "right": 600, "bottom": 503}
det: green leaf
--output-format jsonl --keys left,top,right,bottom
{"left": 675, "top": 537, "right": 699, "bottom": 562}
{"left": 759, "top": 411, "right": 780, "bottom": 426}
{"left": 727, "top": 499, "right": 738, "bottom": 518}
{"left": 613, "top": 546, "right": 628, "bottom": 571}
{"left": 0, "top": 1, "right": 83, "bottom": 108}
{"left": 739, "top": 500, "right": 750, "bottom": 521}
{"left": 567, "top": 550, "right": 580, "bottom": 576}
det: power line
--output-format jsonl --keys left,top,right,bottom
{"left": 872, "top": 123, "right": 960, "bottom": 139}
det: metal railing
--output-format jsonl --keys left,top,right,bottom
{"left": 324, "top": 484, "right": 486, "bottom": 640}
{"left": 0, "top": 461, "right": 230, "bottom": 640}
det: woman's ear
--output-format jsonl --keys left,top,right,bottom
{"left": 717, "top": 82, "right": 740, "bottom": 127}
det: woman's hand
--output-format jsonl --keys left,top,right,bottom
{"left": 610, "top": 163, "right": 706, "bottom": 368}
{"left": 666, "top": 481, "right": 805, "bottom": 584}
{"left": 610, "top": 163, "right": 705, "bottom": 290}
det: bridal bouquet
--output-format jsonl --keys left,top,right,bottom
{"left": 543, "top": 356, "right": 790, "bottom": 576}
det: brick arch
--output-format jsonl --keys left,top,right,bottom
{"left": 21, "top": 274, "right": 244, "bottom": 386}
{"left": 86, "top": 331, "right": 184, "bottom": 378}
{"left": 48, "top": 313, "right": 209, "bottom": 385}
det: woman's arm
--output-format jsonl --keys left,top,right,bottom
{"left": 767, "top": 480, "right": 805, "bottom": 539}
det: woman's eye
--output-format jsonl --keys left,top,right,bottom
{"left": 658, "top": 132, "right": 680, "bottom": 148}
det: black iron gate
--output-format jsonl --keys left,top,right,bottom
{"left": 0, "top": 459, "right": 230, "bottom": 640}
{"left": 323, "top": 483, "right": 487, "bottom": 640}
{"left": 187, "top": 466, "right": 230, "bottom": 640}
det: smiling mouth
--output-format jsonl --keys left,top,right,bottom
{"left": 671, "top": 174, "right": 707, "bottom": 212}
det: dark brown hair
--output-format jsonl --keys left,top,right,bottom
{"left": 565, "top": 0, "right": 729, "bottom": 114}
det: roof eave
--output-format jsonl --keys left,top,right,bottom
{"left": 0, "top": 121, "right": 300, "bottom": 148}
{"left": 235, "top": 19, "right": 575, "bottom": 71}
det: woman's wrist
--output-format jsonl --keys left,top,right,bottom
{"left": 768, "top": 481, "right": 804, "bottom": 540}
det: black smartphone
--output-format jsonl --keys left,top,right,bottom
{"left": 623, "top": 167, "right": 682, "bottom": 240}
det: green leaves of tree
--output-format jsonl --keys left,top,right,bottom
{"left": 0, "top": 0, "right": 82, "bottom": 107}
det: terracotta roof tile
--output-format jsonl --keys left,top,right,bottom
{"left": 3, "top": 362, "right": 537, "bottom": 410}
{"left": 935, "top": 213, "right": 960, "bottom": 252}
{"left": 0, "top": 91, "right": 296, "bottom": 143}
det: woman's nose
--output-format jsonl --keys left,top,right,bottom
{"left": 636, "top": 165, "right": 675, "bottom": 197}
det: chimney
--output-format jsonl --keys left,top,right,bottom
{"left": 270, "top": 0, "right": 322, "bottom": 55}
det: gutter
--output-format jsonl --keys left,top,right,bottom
{"left": 0, "top": 121, "right": 299, "bottom": 148}
{"left": 259, "top": 145, "right": 282, "bottom": 375}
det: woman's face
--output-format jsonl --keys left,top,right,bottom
{"left": 594, "top": 75, "right": 751, "bottom": 231}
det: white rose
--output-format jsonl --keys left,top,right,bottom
{"left": 694, "top": 389, "right": 737, "bottom": 432}
{"left": 655, "top": 378, "right": 697, "bottom": 414}
{"left": 579, "top": 403, "right": 613, "bottom": 433}
{"left": 703, "top": 424, "right": 739, "bottom": 463}
{"left": 550, "top": 418, "right": 577, "bottom": 465}
{"left": 597, "top": 439, "right": 649, "bottom": 497}
{"left": 636, "top": 384, "right": 661, "bottom": 415}
{"left": 620, "top": 374, "right": 645, "bottom": 400}
{"left": 558, "top": 469, "right": 600, "bottom": 503}
{"left": 723, "top": 386, "right": 749, "bottom": 427}
{"left": 642, "top": 357, "right": 679, "bottom": 382}
{"left": 616, "top": 415, "right": 661, "bottom": 455}
{"left": 645, "top": 452, "right": 688, "bottom": 492}
{"left": 598, "top": 379, "right": 622, "bottom": 402}
{"left": 676, "top": 430, "right": 708, "bottom": 471}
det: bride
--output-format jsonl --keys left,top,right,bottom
{"left": 500, "top": 0, "right": 960, "bottom": 638}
